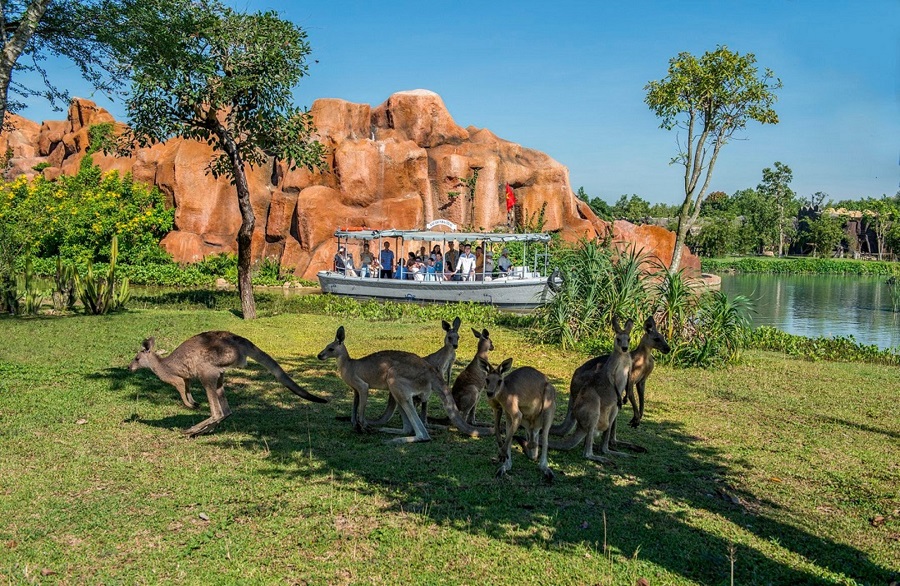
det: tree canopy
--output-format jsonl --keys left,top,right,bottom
{"left": 97, "top": 0, "right": 326, "bottom": 318}
{"left": 645, "top": 46, "right": 781, "bottom": 272}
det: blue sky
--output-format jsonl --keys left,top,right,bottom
{"left": 16, "top": 0, "right": 900, "bottom": 205}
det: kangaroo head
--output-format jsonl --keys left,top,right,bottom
{"left": 129, "top": 337, "right": 156, "bottom": 371}
{"left": 612, "top": 317, "right": 633, "bottom": 354}
{"left": 472, "top": 327, "right": 494, "bottom": 352}
{"left": 484, "top": 357, "right": 513, "bottom": 399}
{"left": 442, "top": 317, "right": 461, "bottom": 349}
{"left": 317, "top": 326, "right": 346, "bottom": 360}
{"left": 643, "top": 315, "right": 671, "bottom": 354}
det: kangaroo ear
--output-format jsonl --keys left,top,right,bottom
{"left": 471, "top": 327, "right": 481, "bottom": 339}
{"left": 624, "top": 318, "right": 634, "bottom": 333}
{"left": 142, "top": 337, "right": 155, "bottom": 351}
{"left": 612, "top": 316, "right": 621, "bottom": 333}
{"left": 336, "top": 326, "right": 345, "bottom": 343}
{"left": 476, "top": 357, "right": 491, "bottom": 372}
{"left": 482, "top": 328, "right": 490, "bottom": 339}
{"left": 452, "top": 316, "right": 461, "bottom": 330}
{"left": 442, "top": 320, "right": 451, "bottom": 331}
{"left": 645, "top": 315, "right": 656, "bottom": 331}
{"left": 500, "top": 357, "right": 513, "bottom": 374}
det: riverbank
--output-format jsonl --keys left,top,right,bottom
{"left": 1, "top": 308, "right": 897, "bottom": 584}
{"left": 702, "top": 256, "right": 899, "bottom": 276}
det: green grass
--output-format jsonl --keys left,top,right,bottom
{"left": 1, "top": 310, "right": 898, "bottom": 584}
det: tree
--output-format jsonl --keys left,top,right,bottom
{"left": 645, "top": 46, "right": 781, "bottom": 272}
{"left": 862, "top": 196, "right": 898, "bottom": 261}
{"left": 757, "top": 162, "right": 798, "bottom": 256}
{"left": 0, "top": 0, "right": 122, "bottom": 133}
{"left": 611, "top": 194, "right": 651, "bottom": 222}
{"left": 802, "top": 214, "right": 844, "bottom": 258}
{"left": 99, "top": 0, "right": 326, "bottom": 319}
{"left": 732, "top": 188, "right": 778, "bottom": 254}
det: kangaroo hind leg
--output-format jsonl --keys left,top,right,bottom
{"left": 385, "top": 384, "right": 431, "bottom": 444}
{"left": 183, "top": 372, "right": 231, "bottom": 438}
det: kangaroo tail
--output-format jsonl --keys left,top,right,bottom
{"left": 368, "top": 394, "right": 398, "bottom": 426}
{"left": 548, "top": 429, "right": 587, "bottom": 451}
{"left": 549, "top": 394, "right": 576, "bottom": 436}
{"left": 430, "top": 368, "right": 492, "bottom": 437}
{"left": 244, "top": 341, "right": 328, "bottom": 403}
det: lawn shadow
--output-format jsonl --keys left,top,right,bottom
{"left": 101, "top": 353, "right": 896, "bottom": 585}
{"left": 817, "top": 413, "right": 900, "bottom": 440}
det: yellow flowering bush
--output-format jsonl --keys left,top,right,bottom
{"left": 0, "top": 156, "right": 174, "bottom": 265}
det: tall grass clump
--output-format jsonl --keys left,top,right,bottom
{"left": 536, "top": 240, "right": 753, "bottom": 367}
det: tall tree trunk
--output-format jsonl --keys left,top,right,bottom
{"left": 669, "top": 216, "right": 689, "bottom": 274}
{"left": 0, "top": 0, "right": 52, "bottom": 133}
{"left": 217, "top": 126, "right": 256, "bottom": 319}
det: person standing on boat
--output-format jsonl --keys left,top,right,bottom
{"left": 474, "top": 246, "right": 485, "bottom": 281}
{"left": 484, "top": 251, "right": 494, "bottom": 280}
{"left": 334, "top": 247, "right": 347, "bottom": 274}
{"left": 430, "top": 245, "right": 441, "bottom": 261}
{"left": 379, "top": 242, "right": 394, "bottom": 279}
{"left": 359, "top": 243, "right": 374, "bottom": 278}
{"left": 433, "top": 252, "right": 445, "bottom": 279}
{"left": 445, "top": 241, "right": 459, "bottom": 273}
{"left": 452, "top": 243, "right": 477, "bottom": 281}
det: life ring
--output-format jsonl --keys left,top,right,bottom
{"left": 547, "top": 267, "right": 563, "bottom": 292}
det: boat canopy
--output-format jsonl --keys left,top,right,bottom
{"left": 333, "top": 229, "right": 551, "bottom": 244}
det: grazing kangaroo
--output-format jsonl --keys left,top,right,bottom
{"left": 369, "top": 317, "right": 461, "bottom": 427}
{"left": 549, "top": 318, "right": 636, "bottom": 464}
{"left": 129, "top": 331, "right": 328, "bottom": 437}
{"left": 484, "top": 358, "right": 557, "bottom": 481}
{"left": 552, "top": 315, "right": 670, "bottom": 435}
{"left": 317, "top": 326, "right": 490, "bottom": 444}
{"left": 448, "top": 328, "right": 494, "bottom": 425}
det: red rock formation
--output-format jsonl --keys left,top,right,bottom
{"left": 0, "top": 91, "right": 700, "bottom": 277}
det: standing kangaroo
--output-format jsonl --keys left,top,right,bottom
{"left": 369, "top": 317, "right": 461, "bottom": 427}
{"left": 448, "top": 328, "right": 494, "bottom": 425}
{"left": 317, "top": 326, "right": 490, "bottom": 444}
{"left": 129, "top": 331, "right": 328, "bottom": 437}
{"left": 552, "top": 315, "right": 670, "bottom": 435}
{"left": 549, "top": 318, "right": 636, "bottom": 464}
{"left": 484, "top": 358, "right": 557, "bottom": 482}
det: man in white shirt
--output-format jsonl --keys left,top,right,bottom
{"left": 453, "top": 243, "right": 476, "bottom": 281}
{"left": 497, "top": 248, "right": 512, "bottom": 276}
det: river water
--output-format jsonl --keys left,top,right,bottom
{"left": 719, "top": 273, "right": 900, "bottom": 350}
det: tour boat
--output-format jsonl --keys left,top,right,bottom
{"left": 317, "top": 222, "right": 560, "bottom": 310}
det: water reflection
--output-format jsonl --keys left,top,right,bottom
{"left": 720, "top": 274, "right": 900, "bottom": 350}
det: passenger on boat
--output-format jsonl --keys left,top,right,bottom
{"left": 359, "top": 243, "right": 374, "bottom": 278}
{"left": 430, "top": 245, "right": 441, "bottom": 261}
{"left": 474, "top": 246, "right": 485, "bottom": 281}
{"left": 445, "top": 242, "right": 459, "bottom": 272}
{"left": 334, "top": 246, "right": 357, "bottom": 277}
{"left": 380, "top": 242, "right": 394, "bottom": 279}
{"left": 497, "top": 248, "right": 512, "bottom": 276}
{"left": 434, "top": 253, "right": 445, "bottom": 279}
{"left": 484, "top": 252, "right": 494, "bottom": 280}
{"left": 452, "top": 243, "right": 476, "bottom": 281}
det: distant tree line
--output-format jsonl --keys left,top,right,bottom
{"left": 577, "top": 161, "right": 900, "bottom": 260}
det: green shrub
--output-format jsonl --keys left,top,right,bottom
{"left": 0, "top": 157, "right": 174, "bottom": 265}
{"left": 748, "top": 326, "right": 900, "bottom": 365}
{"left": 702, "top": 256, "right": 899, "bottom": 276}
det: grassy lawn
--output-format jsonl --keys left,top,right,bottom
{"left": 1, "top": 308, "right": 897, "bottom": 585}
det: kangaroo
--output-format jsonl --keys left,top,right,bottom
{"left": 549, "top": 318, "right": 635, "bottom": 464}
{"left": 448, "top": 328, "right": 494, "bottom": 425}
{"left": 552, "top": 315, "right": 670, "bottom": 435}
{"left": 317, "top": 326, "right": 490, "bottom": 444}
{"left": 484, "top": 358, "right": 557, "bottom": 482}
{"left": 369, "top": 317, "right": 461, "bottom": 427}
{"left": 129, "top": 331, "right": 328, "bottom": 437}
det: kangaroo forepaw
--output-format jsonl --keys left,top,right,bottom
{"left": 542, "top": 468, "right": 555, "bottom": 483}
{"left": 629, "top": 416, "right": 642, "bottom": 428}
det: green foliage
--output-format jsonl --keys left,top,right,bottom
{"left": 686, "top": 214, "right": 741, "bottom": 257}
{"left": 645, "top": 46, "right": 781, "bottom": 271}
{"left": 757, "top": 162, "right": 799, "bottom": 255}
{"left": 15, "top": 256, "right": 48, "bottom": 316}
{"left": 52, "top": 257, "right": 77, "bottom": 312}
{"left": 0, "top": 158, "right": 173, "bottom": 265}
{"left": 86, "top": 122, "right": 116, "bottom": 154}
{"left": 611, "top": 194, "right": 651, "bottom": 222}
{"left": 535, "top": 240, "right": 752, "bottom": 367}
{"left": 701, "top": 256, "right": 900, "bottom": 276}
{"left": 748, "top": 326, "right": 900, "bottom": 365}
{"left": 801, "top": 214, "right": 844, "bottom": 258}
{"left": 75, "top": 235, "right": 131, "bottom": 314}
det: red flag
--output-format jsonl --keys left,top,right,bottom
{"left": 505, "top": 183, "right": 516, "bottom": 212}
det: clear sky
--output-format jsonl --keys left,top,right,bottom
{"left": 15, "top": 0, "right": 900, "bottom": 205}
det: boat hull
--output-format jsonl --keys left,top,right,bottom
{"left": 317, "top": 272, "right": 555, "bottom": 310}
